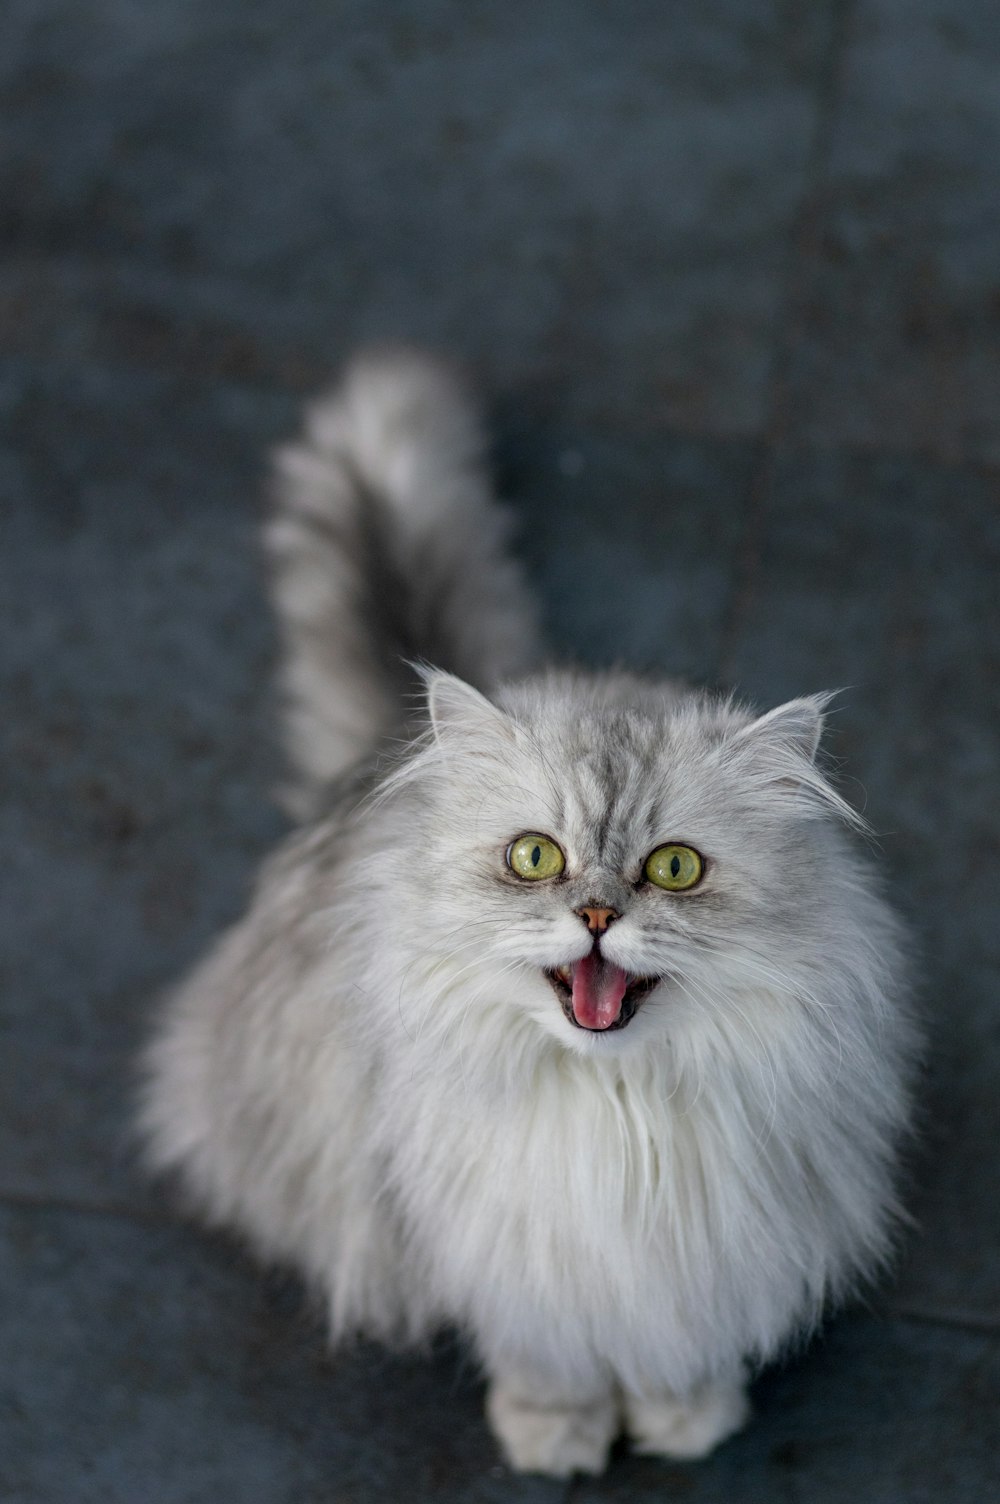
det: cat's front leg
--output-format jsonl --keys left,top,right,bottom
{"left": 485, "top": 1370, "right": 619, "bottom": 1477}
{"left": 622, "top": 1375, "right": 750, "bottom": 1459}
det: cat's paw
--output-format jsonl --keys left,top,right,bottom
{"left": 486, "top": 1381, "right": 619, "bottom": 1477}
{"left": 623, "top": 1379, "right": 749, "bottom": 1460}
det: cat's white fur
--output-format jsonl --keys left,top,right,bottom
{"left": 141, "top": 350, "right": 918, "bottom": 1476}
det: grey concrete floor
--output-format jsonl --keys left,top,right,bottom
{"left": 2, "top": 1, "right": 999, "bottom": 1500}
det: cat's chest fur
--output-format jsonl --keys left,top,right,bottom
{"left": 371, "top": 1015, "right": 818, "bottom": 1392}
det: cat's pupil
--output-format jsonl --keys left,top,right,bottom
{"left": 531, "top": 845, "right": 541, "bottom": 867}
{"left": 670, "top": 854, "right": 680, "bottom": 878}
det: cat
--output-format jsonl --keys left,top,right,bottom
{"left": 140, "top": 349, "right": 919, "bottom": 1477}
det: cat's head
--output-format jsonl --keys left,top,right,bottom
{"left": 388, "top": 669, "right": 871, "bottom": 1057}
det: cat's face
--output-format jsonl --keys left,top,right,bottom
{"left": 405, "top": 672, "right": 853, "bottom": 1056}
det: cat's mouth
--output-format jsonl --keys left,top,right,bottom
{"left": 544, "top": 953, "right": 660, "bottom": 1033}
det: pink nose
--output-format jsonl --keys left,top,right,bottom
{"left": 575, "top": 906, "right": 620, "bottom": 935}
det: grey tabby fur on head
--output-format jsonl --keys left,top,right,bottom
{"left": 140, "top": 349, "right": 919, "bottom": 1477}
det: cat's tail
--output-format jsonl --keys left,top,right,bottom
{"left": 266, "top": 348, "right": 540, "bottom": 816}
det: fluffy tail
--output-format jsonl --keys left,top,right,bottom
{"left": 266, "top": 348, "right": 540, "bottom": 816}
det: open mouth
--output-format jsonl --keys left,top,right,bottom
{"left": 545, "top": 952, "right": 661, "bottom": 1033}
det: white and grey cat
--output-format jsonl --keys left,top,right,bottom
{"left": 141, "top": 350, "right": 918, "bottom": 1477}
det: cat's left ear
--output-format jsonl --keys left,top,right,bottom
{"left": 729, "top": 692, "right": 865, "bottom": 827}
{"left": 734, "top": 694, "right": 832, "bottom": 764}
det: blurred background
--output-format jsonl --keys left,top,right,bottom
{"left": 2, "top": 2, "right": 999, "bottom": 1500}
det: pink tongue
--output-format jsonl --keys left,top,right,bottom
{"left": 570, "top": 950, "right": 629, "bottom": 1031}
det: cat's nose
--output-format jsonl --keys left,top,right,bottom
{"left": 575, "top": 906, "right": 620, "bottom": 935}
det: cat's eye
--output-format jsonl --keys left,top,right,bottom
{"left": 645, "top": 844, "right": 704, "bottom": 892}
{"left": 507, "top": 834, "right": 566, "bottom": 881}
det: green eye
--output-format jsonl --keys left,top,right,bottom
{"left": 507, "top": 834, "right": 566, "bottom": 881}
{"left": 645, "top": 844, "right": 704, "bottom": 892}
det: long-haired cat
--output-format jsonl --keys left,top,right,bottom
{"left": 141, "top": 350, "right": 918, "bottom": 1476}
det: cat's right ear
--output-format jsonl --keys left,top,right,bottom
{"left": 424, "top": 671, "right": 515, "bottom": 749}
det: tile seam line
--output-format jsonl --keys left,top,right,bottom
{"left": 718, "top": 0, "right": 857, "bottom": 684}
{"left": 8, "top": 347, "right": 1000, "bottom": 482}
{"left": 0, "top": 1187, "right": 181, "bottom": 1229}
{"left": 886, "top": 1304, "right": 1000, "bottom": 1340}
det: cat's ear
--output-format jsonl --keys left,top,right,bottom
{"left": 735, "top": 694, "right": 832, "bottom": 764}
{"left": 424, "top": 671, "right": 514, "bottom": 748}
{"left": 730, "top": 692, "right": 865, "bottom": 827}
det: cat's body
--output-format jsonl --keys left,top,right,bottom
{"left": 142, "top": 351, "right": 918, "bottom": 1476}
